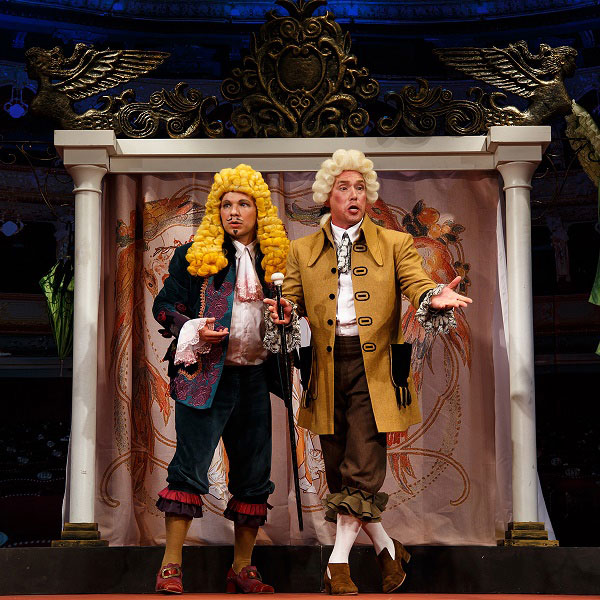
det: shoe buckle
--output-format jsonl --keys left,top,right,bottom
{"left": 161, "top": 566, "right": 181, "bottom": 579}
{"left": 246, "top": 568, "right": 261, "bottom": 579}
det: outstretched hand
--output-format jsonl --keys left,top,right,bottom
{"left": 264, "top": 297, "right": 292, "bottom": 325}
{"left": 198, "top": 317, "right": 229, "bottom": 344}
{"left": 430, "top": 276, "right": 472, "bottom": 310}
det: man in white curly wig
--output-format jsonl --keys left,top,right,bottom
{"left": 266, "top": 149, "right": 472, "bottom": 594}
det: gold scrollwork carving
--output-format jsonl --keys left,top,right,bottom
{"left": 378, "top": 40, "right": 577, "bottom": 136}
{"left": 434, "top": 41, "right": 577, "bottom": 127}
{"left": 221, "top": 0, "right": 379, "bottom": 137}
{"left": 25, "top": 45, "right": 223, "bottom": 138}
{"left": 116, "top": 83, "right": 224, "bottom": 139}
{"left": 377, "top": 79, "right": 489, "bottom": 136}
{"left": 24, "top": 4, "right": 578, "bottom": 139}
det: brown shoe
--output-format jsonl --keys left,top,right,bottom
{"left": 323, "top": 563, "right": 358, "bottom": 595}
{"left": 376, "top": 539, "right": 411, "bottom": 593}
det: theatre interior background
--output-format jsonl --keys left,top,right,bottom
{"left": 0, "top": 0, "right": 599, "bottom": 568}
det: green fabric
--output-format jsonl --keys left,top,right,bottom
{"left": 566, "top": 103, "right": 600, "bottom": 355}
{"left": 324, "top": 485, "right": 389, "bottom": 523}
{"left": 39, "top": 259, "right": 74, "bottom": 361}
{"left": 590, "top": 186, "right": 600, "bottom": 307}
{"left": 590, "top": 187, "right": 600, "bottom": 356}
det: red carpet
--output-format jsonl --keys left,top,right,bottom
{"left": 3, "top": 594, "right": 599, "bottom": 599}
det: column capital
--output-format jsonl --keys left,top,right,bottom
{"left": 497, "top": 161, "right": 538, "bottom": 192}
{"left": 54, "top": 129, "right": 118, "bottom": 171}
{"left": 67, "top": 164, "right": 108, "bottom": 195}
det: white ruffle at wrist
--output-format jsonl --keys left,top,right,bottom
{"left": 174, "top": 318, "right": 212, "bottom": 366}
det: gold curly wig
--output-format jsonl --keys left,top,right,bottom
{"left": 185, "top": 164, "right": 289, "bottom": 283}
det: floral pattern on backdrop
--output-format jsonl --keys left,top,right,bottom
{"left": 95, "top": 170, "right": 508, "bottom": 546}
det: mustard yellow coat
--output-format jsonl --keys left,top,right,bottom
{"left": 283, "top": 216, "right": 437, "bottom": 434}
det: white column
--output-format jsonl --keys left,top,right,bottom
{"left": 67, "top": 164, "right": 107, "bottom": 523}
{"left": 497, "top": 160, "right": 539, "bottom": 522}
{"left": 54, "top": 130, "right": 116, "bottom": 525}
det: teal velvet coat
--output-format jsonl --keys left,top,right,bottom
{"left": 153, "top": 240, "right": 271, "bottom": 410}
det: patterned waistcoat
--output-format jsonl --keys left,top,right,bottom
{"left": 153, "top": 241, "right": 271, "bottom": 410}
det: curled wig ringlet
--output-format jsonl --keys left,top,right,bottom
{"left": 312, "top": 149, "right": 380, "bottom": 205}
{"left": 185, "top": 164, "right": 289, "bottom": 283}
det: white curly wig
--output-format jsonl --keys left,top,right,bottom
{"left": 312, "top": 149, "right": 380, "bottom": 205}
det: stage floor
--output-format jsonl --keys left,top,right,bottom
{"left": 4, "top": 595, "right": 600, "bottom": 600}
{"left": 4, "top": 546, "right": 600, "bottom": 595}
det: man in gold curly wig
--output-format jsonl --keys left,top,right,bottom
{"left": 267, "top": 149, "right": 471, "bottom": 594}
{"left": 152, "top": 164, "right": 290, "bottom": 594}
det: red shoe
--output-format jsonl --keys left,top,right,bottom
{"left": 226, "top": 566, "right": 274, "bottom": 593}
{"left": 156, "top": 563, "right": 183, "bottom": 594}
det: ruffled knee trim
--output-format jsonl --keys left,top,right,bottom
{"left": 223, "top": 497, "right": 271, "bottom": 527}
{"left": 324, "top": 486, "right": 388, "bottom": 523}
{"left": 156, "top": 486, "right": 203, "bottom": 518}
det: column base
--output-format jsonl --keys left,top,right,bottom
{"left": 498, "top": 521, "right": 559, "bottom": 547}
{"left": 51, "top": 523, "right": 109, "bottom": 547}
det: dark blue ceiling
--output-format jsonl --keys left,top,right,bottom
{"left": 2, "top": 0, "right": 597, "bottom": 23}
{"left": 2, "top": 0, "right": 599, "bottom": 77}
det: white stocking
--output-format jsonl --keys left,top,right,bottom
{"left": 362, "top": 521, "right": 395, "bottom": 559}
{"left": 327, "top": 514, "right": 362, "bottom": 576}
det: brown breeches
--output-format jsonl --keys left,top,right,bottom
{"left": 319, "top": 335, "right": 388, "bottom": 495}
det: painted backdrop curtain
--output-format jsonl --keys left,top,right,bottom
{"left": 95, "top": 170, "right": 510, "bottom": 546}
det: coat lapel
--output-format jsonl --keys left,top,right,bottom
{"left": 359, "top": 216, "right": 383, "bottom": 266}
{"left": 308, "top": 224, "right": 334, "bottom": 267}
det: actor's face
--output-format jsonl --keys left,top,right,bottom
{"left": 220, "top": 191, "right": 257, "bottom": 245}
{"left": 326, "top": 170, "right": 367, "bottom": 229}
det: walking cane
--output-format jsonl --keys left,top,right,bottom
{"left": 271, "top": 272, "right": 304, "bottom": 531}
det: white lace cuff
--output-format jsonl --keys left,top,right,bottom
{"left": 174, "top": 318, "right": 212, "bottom": 366}
{"left": 263, "top": 300, "right": 301, "bottom": 353}
{"left": 415, "top": 284, "right": 457, "bottom": 334}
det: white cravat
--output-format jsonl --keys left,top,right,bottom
{"left": 225, "top": 240, "right": 268, "bottom": 365}
{"left": 234, "top": 239, "right": 264, "bottom": 302}
{"left": 331, "top": 220, "right": 362, "bottom": 336}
